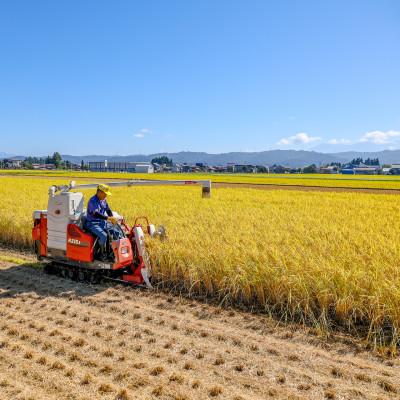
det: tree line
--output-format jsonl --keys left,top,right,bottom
{"left": 349, "top": 157, "right": 380, "bottom": 166}
{"left": 22, "top": 152, "right": 89, "bottom": 170}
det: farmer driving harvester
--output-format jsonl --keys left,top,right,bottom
{"left": 32, "top": 178, "right": 211, "bottom": 287}
{"left": 84, "top": 184, "right": 122, "bottom": 260}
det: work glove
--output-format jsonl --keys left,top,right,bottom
{"left": 108, "top": 216, "right": 117, "bottom": 225}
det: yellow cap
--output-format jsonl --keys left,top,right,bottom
{"left": 97, "top": 184, "right": 112, "bottom": 196}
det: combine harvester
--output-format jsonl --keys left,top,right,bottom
{"left": 32, "top": 179, "right": 211, "bottom": 288}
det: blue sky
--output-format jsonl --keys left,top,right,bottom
{"left": 0, "top": 0, "right": 399, "bottom": 155}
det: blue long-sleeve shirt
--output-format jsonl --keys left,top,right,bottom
{"left": 86, "top": 195, "right": 113, "bottom": 222}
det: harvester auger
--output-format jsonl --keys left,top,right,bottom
{"left": 32, "top": 179, "right": 211, "bottom": 288}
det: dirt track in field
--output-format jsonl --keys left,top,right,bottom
{"left": 0, "top": 250, "right": 399, "bottom": 400}
{"left": 213, "top": 182, "right": 400, "bottom": 195}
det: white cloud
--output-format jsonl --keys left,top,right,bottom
{"left": 134, "top": 128, "right": 152, "bottom": 139}
{"left": 359, "top": 130, "right": 400, "bottom": 145}
{"left": 276, "top": 129, "right": 400, "bottom": 149}
{"left": 327, "top": 138, "right": 352, "bottom": 145}
{"left": 277, "top": 132, "right": 321, "bottom": 146}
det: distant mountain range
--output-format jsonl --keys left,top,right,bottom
{"left": 3, "top": 150, "right": 400, "bottom": 168}
{"left": 60, "top": 150, "right": 400, "bottom": 168}
{"left": 0, "top": 152, "right": 15, "bottom": 158}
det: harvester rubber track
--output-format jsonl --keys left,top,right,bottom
{"left": 43, "top": 262, "right": 149, "bottom": 288}
{"left": 44, "top": 262, "right": 106, "bottom": 285}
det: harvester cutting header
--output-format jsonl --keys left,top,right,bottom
{"left": 32, "top": 179, "right": 211, "bottom": 288}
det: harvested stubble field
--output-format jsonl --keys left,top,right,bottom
{"left": 0, "top": 250, "right": 399, "bottom": 400}
{"left": 1, "top": 175, "right": 400, "bottom": 348}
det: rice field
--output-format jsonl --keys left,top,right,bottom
{"left": 3, "top": 169, "right": 400, "bottom": 190}
{"left": 1, "top": 175, "right": 400, "bottom": 347}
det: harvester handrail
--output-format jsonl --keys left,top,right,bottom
{"left": 49, "top": 179, "right": 211, "bottom": 198}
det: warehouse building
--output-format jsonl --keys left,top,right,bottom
{"left": 341, "top": 164, "right": 381, "bottom": 175}
{"left": 2, "top": 158, "right": 23, "bottom": 168}
{"left": 88, "top": 160, "right": 154, "bottom": 173}
{"left": 320, "top": 166, "right": 338, "bottom": 174}
{"left": 353, "top": 166, "right": 380, "bottom": 175}
{"left": 389, "top": 164, "right": 400, "bottom": 175}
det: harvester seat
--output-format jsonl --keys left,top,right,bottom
{"left": 77, "top": 212, "right": 101, "bottom": 254}
{"left": 79, "top": 212, "right": 87, "bottom": 229}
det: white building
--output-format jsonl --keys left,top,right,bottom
{"left": 134, "top": 163, "right": 154, "bottom": 173}
{"left": 3, "top": 158, "right": 23, "bottom": 168}
{"left": 353, "top": 166, "right": 380, "bottom": 175}
{"left": 320, "top": 166, "right": 338, "bottom": 174}
{"left": 88, "top": 161, "right": 154, "bottom": 173}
